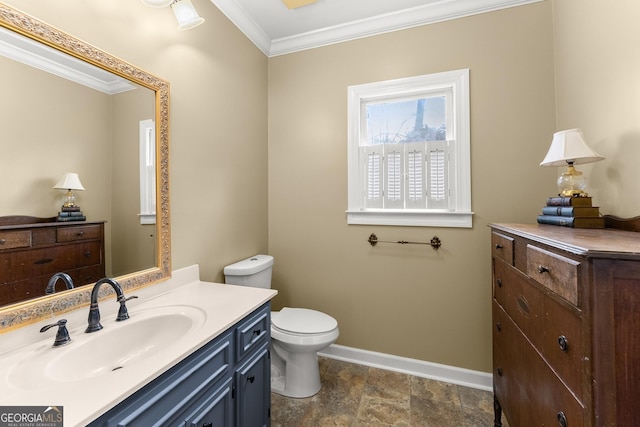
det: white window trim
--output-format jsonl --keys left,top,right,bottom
{"left": 346, "top": 69, "right": 473, "bottom": 228}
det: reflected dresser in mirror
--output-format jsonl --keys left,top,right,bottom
{"left": 0, "top": 216, "right": 105, "bottom": 306}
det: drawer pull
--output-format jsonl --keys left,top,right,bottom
{"left": 203, "top": 423, "right": 213, "bottom": 427}
{"left": 496, "top": 279, "right": 502, "bottom": 288}
{"left": 0, "top": 239, "right": 5, "bottom": 244}
{"left": 516, "top": 296, "right": 530, "bottom": 314}
{"left": 538, "top": 265, "right": 550, "bottom": 274}
{"left": 247, "top": 375, "right": 255, "bottom": 383}
{"left": 497, "top": 367, "right": 503, "bottom": 376}
{"left": 496, "top": 322, "right": 502, "bottom": 332}
{"left": 557, "top": 411, "right": 568, "bottom": 427}
{"left": 253, "top": 329, "right": 261, "bottom": 336}
{"left": 495, "top": 243, "right": 503, "bottom": 249}
{"left": 34, "top": 258, "right": 53, "bottom": 265}
{"left": 76, "top": 231, "right": 85, "bottom": 237}
{"left": 558, "top": 335, "right": 569, "bottom": 352}
{"left": 84, "top": 251, "right": 92, "bottom": 258}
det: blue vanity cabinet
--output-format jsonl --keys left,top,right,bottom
{"left": 234, "top": 306, "right": 271, "bottom": 427}
{"left": 88, "top": 302, "right": 271, "bottom": 427}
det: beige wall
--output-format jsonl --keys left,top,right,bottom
{"left": 268, "top": 2, "right": 556, "bottom": 372}
{"left": 4, "top": 0, "right": 270, "bottom": 286}
{"left": 553, "top": 0, "right": 640, "bottom": 217}
{"left": 0, "top": 56, "right": 112, "bottom": 220}
{"left": 10, "top": 0, "right": 625, "bottom": 375}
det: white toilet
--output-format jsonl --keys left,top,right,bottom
{"left": 224, "top": 254, "right": 339, "bottom": 398}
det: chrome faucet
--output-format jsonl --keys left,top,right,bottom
{"left": 45, "top": 272, "right": 74, "bottom": 294}
{"left": 85, "top": 278, "right": 137, "bottom": 333}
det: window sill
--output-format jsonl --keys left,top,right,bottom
{"left": 346, "top": 209, "right": 473, "bottom": 228}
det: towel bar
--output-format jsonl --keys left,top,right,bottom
{"left": 367, "top": 233, "right": 441, "bottom": 250}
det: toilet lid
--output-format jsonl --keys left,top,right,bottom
{"left": 272, "top": 307, "right": 337, "bottom": 334}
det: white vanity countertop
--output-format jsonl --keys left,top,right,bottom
{"left": 0, "top": 265, "right": 277, "bottom": 427}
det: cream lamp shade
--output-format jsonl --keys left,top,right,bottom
{"left": 540, "top": 129, "right": 604, "bottom": 197}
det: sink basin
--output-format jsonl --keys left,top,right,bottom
{"left": 8, "top": 305, "right": 206, "bottom": 390}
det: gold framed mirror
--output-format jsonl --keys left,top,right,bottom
{"left": 0, "top": 3, "right": 170, "bottom": 331}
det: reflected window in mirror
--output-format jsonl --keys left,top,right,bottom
{"left": 139, "top": 119, "right": 156, "bottom": 225}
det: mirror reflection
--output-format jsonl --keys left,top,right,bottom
{"left": 0, "top": 3, "right": 170, "bottom": 320}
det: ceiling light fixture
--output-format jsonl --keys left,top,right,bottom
{"left": 140, "top": 0, "right": 205, "bottom": 31}
{"left": 170, "top": 0, "right": 205, "bottom": 31}
{"left": 140, "top": 0, "right": 173, "bottom": 7}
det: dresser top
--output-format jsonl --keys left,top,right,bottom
{"left": 491, "top": 223, "right": 640, "bottom": 259}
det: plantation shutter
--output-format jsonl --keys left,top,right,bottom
{"left": 405, "top": 142, "right": 426, "bottom": 209}
{"left": 363, "top": 145, "right": 383, "bottom": 208}
{"left": 426, "top": 140, "right": 449, "bottom": 209}
{"left": 384, "top": 147, "right": 403, "bottom": 209}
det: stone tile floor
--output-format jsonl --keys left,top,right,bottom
{"left": 271, "top": 357, "right": 510, "bottom": 427}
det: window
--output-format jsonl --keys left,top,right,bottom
{"left": 347, "top": 69, "right": 472, "bottom": 227}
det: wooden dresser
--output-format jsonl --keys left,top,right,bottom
{"left": 490, "top": 223, "right": 640, "bottom": 427}
{"left": 0, "top": 217, "right": 105, "bottom": 306}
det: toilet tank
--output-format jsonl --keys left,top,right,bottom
{"left": 223, "top": 254, "right": 274, "bottom": 289}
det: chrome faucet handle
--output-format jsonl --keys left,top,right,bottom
{"left": 40, "top": 319, "right": 71, "bottom": 347}
{"left": 116, "top": 295, "right": 138, "bottom": 321}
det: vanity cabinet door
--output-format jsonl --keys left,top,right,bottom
{"left": 235, "top": 342, "right": 270, "bottom": 427}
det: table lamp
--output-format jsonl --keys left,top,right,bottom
{"left": 540, "top": 129, "right": 604, "bottom": 197}
{"left": 53, "top": 172, "right": 85, "bottom": 208}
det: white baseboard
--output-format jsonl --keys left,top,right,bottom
{"left": 318, "top": 344, "right": 493, "bottom": 392}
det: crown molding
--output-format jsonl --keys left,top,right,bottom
{"left": 0, "top": 27, "right": 135, "bottom": 94}
{"left": 210, "top": 0, "right": 543, "bottom": 57}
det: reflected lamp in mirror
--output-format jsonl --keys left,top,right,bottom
{"left": 53, "top": 172, "right": 85, "bottom": 208}
{"left": 540, "top": 129, "right": 605, "bottom": 197}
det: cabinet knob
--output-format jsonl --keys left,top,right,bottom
{"left": 495, "top": 243, "right": 503, "bottom": 249}
{"left": 497, "top": 367, "right": 503, "bottom": 376}
{"left": 84, "top": 251, "right": 92, "bottom": 258}
{"left": 203, "top": 423, "right": 213, "bottom": 427}
{"left": 253, "top": 329, "right": 261, "bottom": 336}
{"left": 557, "top": 411, "right": 568, "bottom": 427}
{"left": 77, "top": 231, "right": 85, "bottom": 237}
{"left": 538, "top": 265, "right": 549, "bottom": 274}
{"left": 247, "top": 375, "right": 255, "bottom": 383}
{"left": 496, "top": 322, "right": 502, "bottom": 332}
{"left": 496, "top": 279, "right": 502, "bottom": 288}
{"left": 0, "top": 239, "right": 5, "bottom": 244}
{"left": 558, "top": 335, "right": 569, "bottom": 352}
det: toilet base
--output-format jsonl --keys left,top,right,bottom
{"left": 270, "top": 351, "right": 322, "bottom": 398}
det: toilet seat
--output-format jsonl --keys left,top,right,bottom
{"left": 272, "top": 307, "right": 337, "bottom": 334}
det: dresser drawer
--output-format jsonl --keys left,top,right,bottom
{"left": 493, "top": 259, "right": 544, "bottom": 344}
{"left": 493, "top": 302, "right": 584, "bottom": 427}
{"left": 491, "top": 232, "right": 514, "bottom": 265}
{"left": 57, "top": 224, "right": 102, "bottom": 242}
{"left": 542, "top": 294, "right": 584, "bottom": 401}
{"left": 527, "top": 244, "right": 580, "bottom": 306}
{"left": 0, "top": 230, "right": 31, "bottom": 250}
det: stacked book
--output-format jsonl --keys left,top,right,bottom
{"left": 56, "top": 206, "right": 86, "bottom": 222}
{"left": 537, "top": 196, "right": 604, "bottom": 228}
